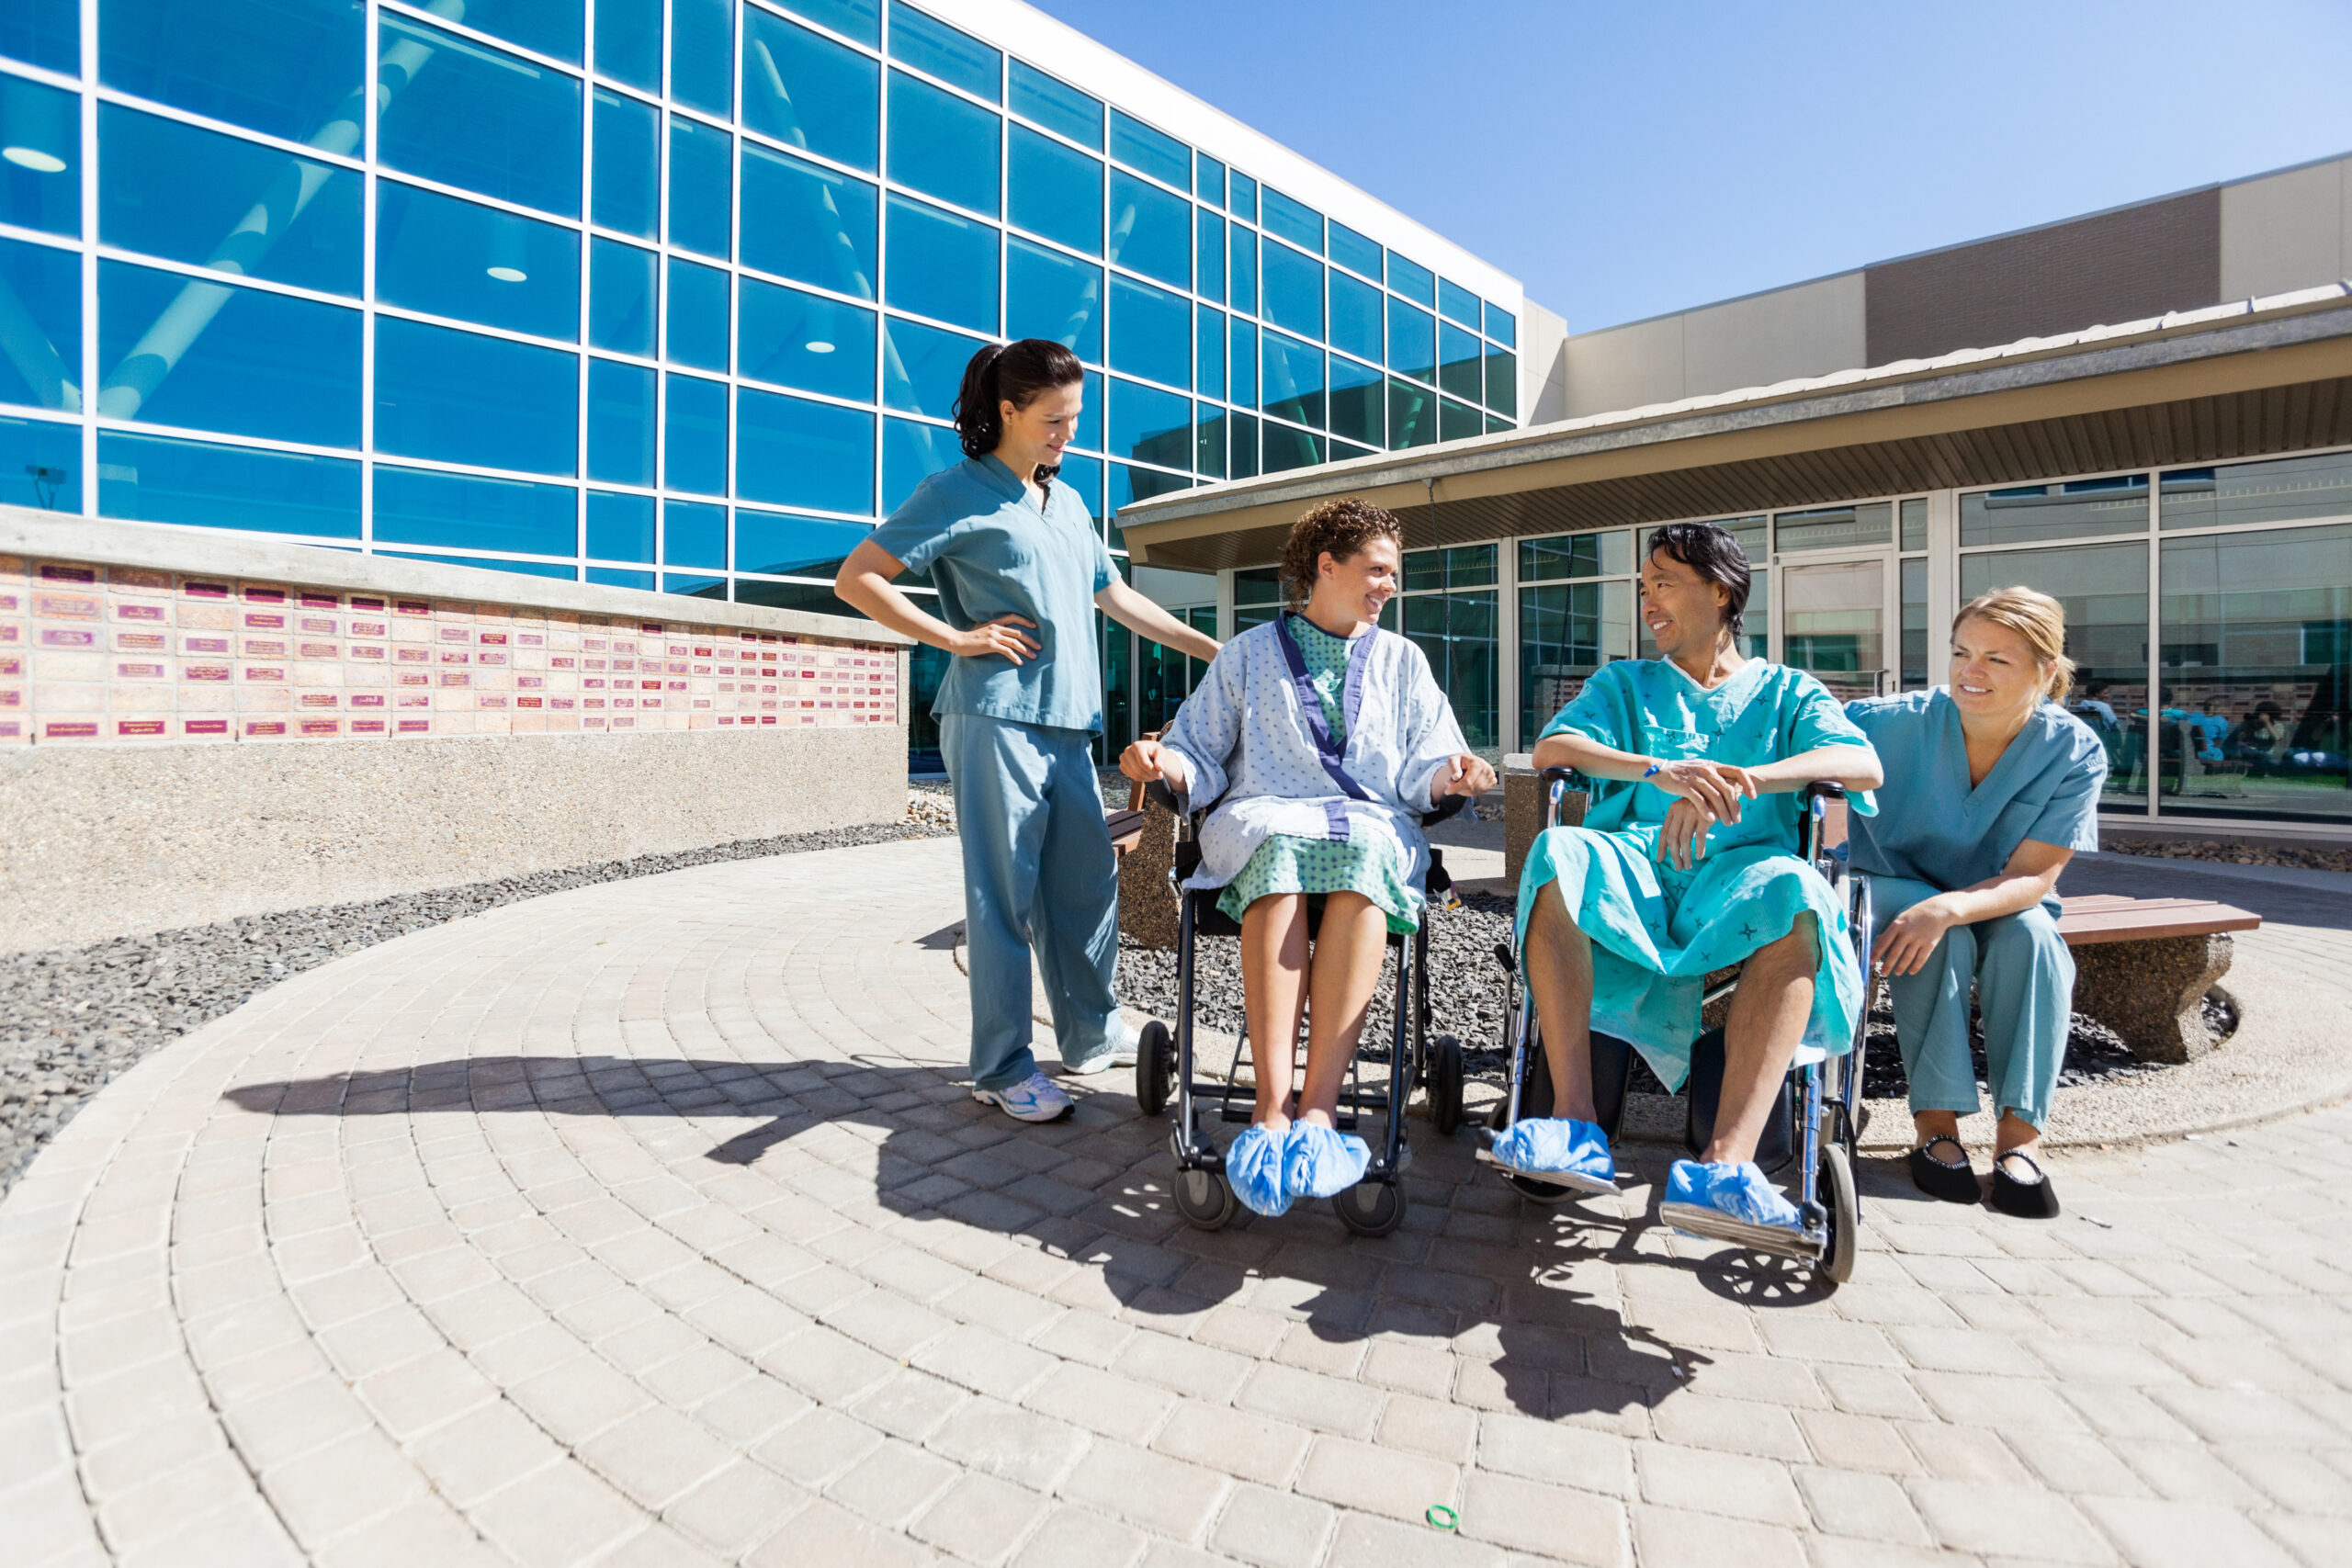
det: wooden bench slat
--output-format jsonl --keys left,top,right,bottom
{"left": 2051, "top": 890, "right": 2261, "bottom": 947}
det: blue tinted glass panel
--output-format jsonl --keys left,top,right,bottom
{"left": 1193, "top": 404, "right": 1223, "bottom": 479}
{"left": 378, "top": 182, "right": 578, "bottom": 340}
{"left": 99, "top": 106, "right": 360, "bottom": 296}
{"left": 386, "top": 550, "right": 577, "bottom": 578}
{"left": 1107, "top": 172, "right": 1186, "bottom": 289}
{"left": 98, "top": 431, "right": 357, "bottom": 536}
{"left": 1261, "top": 188, "right": 1320, "bottom": 254}
{"left": 1387, "top": 378, "right": 1434, "bottom": 449}
{"left": 593, "top": 0, "right": 660, "bottom": 90}
{"left": 742, "top": 9, "right": 879, "bottom": 172}
{"left": 1388, "top": 298, "right": 1434, "bottom": 380}
{"left": 1439, "top": 321, "right": 1481, "bottom": 401}
{"left": 1107, "top": 110, "right": 1185, "bottom": 187}
{"left": 1227, "top": 225, "right": 1255, "bottom": 317}
{"left": 100, "top": 261, "right": 359, "bottom": 446}
{"left": 1076, "top": 367, "right": 1102, "bottom": 453}
{"left": 1331, "top": 222, "right": 1380, "bottom": 281}
{"left": 668, "top": 116, "right": 732, "bottom": 257}
{"left": 589, "top": 237, "right": 656, "bottom": 355}
{"left": 1262, "top": 423, "right": 1322, "bottom": 474}
{"left": 1008, "top": 126, "right": 1099, "bottom": 254}
{"left": 1329, "top": 272, "right": 1381, "bottom": 363}
{"left": 890, "top": 73, "right": 1000, "bottom": 217}
{"left": 1010, "top": 61, "right": 1100, "bottom": 147}
{"left": 1107, "top": 459, "right": 1188, "bottom": 521}
{"left": 1388, "top": 251, "right": 1434, "bottom": 305}
{"left": 882, "top": 417, "right": 963, "bottom": 513}
{"left": 0, "top": 238, "right": 78, "bottom": 412}
{"left": 1440, "top": 395, "right": 1480, "bottom": 442}
{"left": 741, "top": 279, "right": 875, "bottom": 399}
{"left": 1195, "top": 210, "right": 1224, "bottom": 304}
{"left": 588, "top": 566, "right": 653, "bottom": 587}
{"left": 779, "top": 0, "right": 880, "bottom": 47}
{"left": 663, "top": 571, "right": 726, "bottom": 596}
{"left": 378, "top": 15, "right": 581, "bottom": 218}
{"left": 664, "top": 498, "right": 725, "bottom": 567}
{"left": 1228, "top": 171, "right": 1256, "bottom": 223}
{"left": 1108, "top": 378, "right": 1188, "bottom": 470}
{"left": 666, "top": 256, "right": 729, "bottom": 370}
{"left": 1006, "top": 237, "right": 1102, "bottom": 364}
{"left": 0, "top": 0, "right": 76, "bottom": 74}
{"left": 881, "top": 316, "right": 983, "bottom": 420}
{"left": 0, "top": 76, "right": 79, "bottom": 237}
{"left": 374, "top": 317, "right": 576, "bottom": 474}
{"left": 741, "top": 146, "right": 876, "bottom": 299}
{"left": 1261, "top": 242, "right": 1322, "bottom": 340}
{"left": 1439, "top": 278, "right": 1480, "bottom": 329}
{"left": 1328, "top": 355, "right": 1381, "bottom": 447}
{"left": 1195, "top": 307, "right": 1224, "bottom": 402}
{"left": 1109, "top": 275, "right": 1187, "bottom": 389}
{"left": 738, "top": 388, "right": 874, "bottom": 513}
{"left": 1228, "top": 411, "right": 1256, "bottom": 479}
{"left": 1229, "top": 318, "right": 1255, "bottom": 407}
{"left": 664, "top": 373, "right": 727, "bottom": 493}
{"left": 459, "top": 0, "right": 582, "bottom": 63}
{"left": 0, "top": 413, "right": 78, "bottom": 512}
{"left": 586, "top": 359, "right": 655, "bottom": 486}
{"left": 101, "top": 0, "right": 360, "bottom": 144}
{"left": 592, "top": 88, "right": 658, "bottom": 237}
{"left": 586, "top": 489, "right": 654, "bottom": 559}
{"left": 884, "top": 195, "right": 996, "bottom": 333}
{"left": 888, "top": 3, "right": 999, "bottom": 101}
{"left": 374, "top": 465, "right": 576, "bottom": 554}
{"left": 672, "top": 0, "right": 733, "bottom": 115}
{"left": 1485, "top": 302, "right": 1515, "bottom": 348}
{"left": 1195, "top": 154, "right": 1225, "bottom": 211}
{"left": 1485, "top": 347, "right": 1516, "bottom": 416}
{"left": 737, "top": 509, "right": 870, "bottom": 576}
{"left": 1261, "top": 331, "right": 1322, "bottom": 428}
{"left": 1056, "top": 454, "right": 1101, "bottom": 528}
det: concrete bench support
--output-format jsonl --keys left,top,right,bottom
{"left": 2067, "top": 931, "right": 2235, "bottom": 1064}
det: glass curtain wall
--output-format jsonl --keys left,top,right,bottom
{"left": 1517, "top": 527, "right": 1632, "bottom": 739}
{"left": 1383, "top": 543, "right": 1498, "bottom": 750}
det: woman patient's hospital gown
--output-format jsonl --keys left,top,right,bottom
{"left": 1515, "top": 659, "right": 1880, "bottom": 1092}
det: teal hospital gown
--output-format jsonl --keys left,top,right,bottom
{"left": 1217, "top": 615, "right": 1421, "bottom": 934}
{"left": 1514, "top": 659, "right": 1880, "bottom": 1091}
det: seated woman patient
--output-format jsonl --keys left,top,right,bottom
{"left": 1845, "top": 588, "right": 2105, "bottom": 1218}
{"left": 1122, "top": 499, "right": 1493, "bottom": 1217}
{"left": 1504, "top": 523, "right": 1883, "bottom": 1245}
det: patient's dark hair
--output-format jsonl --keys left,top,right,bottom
{"left": 1280, "top": 497, "right": 1403, "bottom": 610}
{"left": 952, "top": 338, "right": 1084, "bottom": 468}
{"left": 1645, "top": 521, "right": 1752, "bottom": 642}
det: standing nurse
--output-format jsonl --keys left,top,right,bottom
{"left": 1844, "top": 588, "right": 2106, "bottom": 1217}
{"left": 835, "top": 340, "right": 1221, "bottom": 1125}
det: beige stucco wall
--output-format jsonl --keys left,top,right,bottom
{"left": 2221, "top": 156, "right": 2352, "bottom": 303}
{"left": 1519, "top": 299, "right": 1571, "bottom": 426}
{"left": 1560, "top": 271, "right": 1868, "bottom": 420}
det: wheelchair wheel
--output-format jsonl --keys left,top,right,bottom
{"left": 1134, "top": 1020, "right": 1175, "bottom": 1117}
{"left": 1819, "top": 1142, "right": 1859, "bottom": 1285}
{"left": 1428, "top": 1035, "right": 1465, "bottom": 1135}
{"left": 1171, "top": 1166, "right": 1237, "bottom": 1230}
{"left": 1334, "top": 1180, "right": 1407, "bottom": 1237}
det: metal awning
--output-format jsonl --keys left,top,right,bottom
{"left": 1118, "top": 284, "right": 2352, "bottom": 571}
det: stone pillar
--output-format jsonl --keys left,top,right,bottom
{"left": 2068, "top": 932, "right": 2234, "bottom": 1063}
{"left": 1503, "top": 757, "right": 1585, "bottom": 886}
{"left": 1117, "top": 792, "right": 1182, "bottom": 950}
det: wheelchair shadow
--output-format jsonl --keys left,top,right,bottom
{"left": 226, "top": 1053, "right": 1714, "bottom": 1424}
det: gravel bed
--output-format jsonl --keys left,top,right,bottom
{"left": 0, "top": 817, "right": 945, "bottom": 1197}
{"left": 2107, "top": 838, "right": 2352, "bottom": 873}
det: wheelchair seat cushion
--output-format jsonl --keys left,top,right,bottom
{"left": 1283, "top": 1122, "right": 1372, "bottom": 1201}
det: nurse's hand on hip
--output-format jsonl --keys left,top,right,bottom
{"left": 1119, "top": 738, "right": 1192, "bottom": 795}
{"left": 1430, "top": 753, "right": 1497, "bottom": 805}
{"left": 956, "top": 613, "right": 1040, "bottom": 664}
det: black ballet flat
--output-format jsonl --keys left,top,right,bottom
{"left": 1908, "top": 1136, "right": 1981, "bottom": 1204}
{"left": 1990, "top": 1149, "right": 2062, "bottom": 1219}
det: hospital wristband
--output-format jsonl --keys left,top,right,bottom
{"left": 1640, "top": 761, "right": 1665, "bottom": 780}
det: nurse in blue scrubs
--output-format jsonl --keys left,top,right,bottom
{"left": 1845, "top": 588, "right": 2107, "bottom": 1218}
{"left": 835, "top": 340, "right": 1221, "bottom": 1125}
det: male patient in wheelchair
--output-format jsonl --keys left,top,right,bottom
{"left": 1121, "top": 497, "right": 1494, "bottom": 1218}
{"left": 1498, "top": 522, "right": 1883, "bottom": 1249}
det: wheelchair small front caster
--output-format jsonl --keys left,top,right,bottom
{"left": 1170, "top": 1166, "right": 1237, "bottom": 1230}
{"left": 1134, "top": 1020, "right": 1175, "bottom": 1116}
{"left": 1334, "top": 1180, "right": 1407, "bottom": 1237}
{"left": 1428, "top": 1034, "right": 1465, "bottom": 1135}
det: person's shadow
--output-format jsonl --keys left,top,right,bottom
{"left": 227, "top": 1052, "right": 1736, "bottom": 1421}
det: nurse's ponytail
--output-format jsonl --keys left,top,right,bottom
{"left": 1954, "top": 587, "right": 2075, "bottom": 703}
{"left": 953, "top": 339, "right": 1085, "bottom": 466}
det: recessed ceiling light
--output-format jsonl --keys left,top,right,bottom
{"left": 805, "top": 341, "right": 835, "bottom": 354}
{"left": 2, "top": 147, "right": 66, "bottom": 174}
{"left": 486, "top": 265, "right": 527, "bottom": 283}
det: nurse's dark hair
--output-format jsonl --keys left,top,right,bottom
{"left": 952, "top": 339, "right": 1085, "bottom": 469}
{"left": 1954, "top": 586, "right": 2075, "bottom": 702}
{"left": 1280, "top": 497, "right": 1403, "bottom": 610}
{"left": 1644, "top": 522, "right": 1752, "bottom": 642}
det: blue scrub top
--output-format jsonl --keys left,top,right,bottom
{"left": 1844, "top": 688, "right": 2105, "bottom": 910}
{"left": 871, "top": 454, "right": 1115, "bottom": 734}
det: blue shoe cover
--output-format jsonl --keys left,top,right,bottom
{"left": 1664, "top": 1159, "right": 1801, "bottom": 1234}
{"left": 1283, "top": 1122, "right": 1372, "bottom": 1201}
{"left": 1225, "top": 1124, "right": 1292, "bottom": 1217}
{"left": 1486, "top": 1118, "right": 1616, "bottom": 1191}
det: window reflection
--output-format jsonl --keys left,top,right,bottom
{"left": 99, "top": 105, "right": 362, "bottom": 296}
{"left": 591, "top": 89, "right": 658, "bottom": 238}
{"left": 667, "top": 115, "right": 732, "bottom": 258}
{"left": 1195, "top": 307, "right": 1224, "bottom": 402}
{"left": 585, "top": 359, "right": 654, "bottom": 486}
{"left": 1004, "top": 238, "right": 1100, "bottom": 364}
{"left": 1327, "top": 356, "right": 1381, "bottom": 449}
{"left": 736, "top": 509, "right": 872, "bottom": 577}
{"left": 883, "top": 194, "right": 996, "bottom": 334}
{"left": 889, "top": 3, "right": 1000, "bottom": 103}
{"left": 1403, "top": 588, "right": 1497, "bottom": 747}
{"left": 377, "top": 14, "right": 582, "bottom": 219}
{"left": 882, "top": 416, "right": 964, "bottom": 513}
{"left": 1387, "top": 252, "right": 1433, "bottom": 306}
{"left": 1227, "top": 225, "right": 1255, "bottom": 318}
{"left": 374, "top": 464, "right": 576, "bottom": 555}
{"left": 1107, "top": 378, "right": 1189, "bottom": 470}
{"left": 1261, "top": 188, "right": 1321, "bottom": 254}
{"left": 1386, "top": 378, "right": 1434, "bottom": 450}
{"left": 1108, "top": 109, "right": 1186, "bottom": 187}
{"left": 890, "top": 72, "right": 999, "bottom": 218}
{"left": 1108, "top": 275, "right": 1188, "bottom": 389}
{"left": 881, "top": 316, "right": 984, "bottom": 420}
{"left": 2, "top": 0, "right": 78, "bottom": 75}
{"left": 586, "top": 491, "right": 654, "bottom": 562}
{"left": 1261, "top": 423, "right": 1323, "bottom": 475}
{"left": 1961, "top": 475, "right": 2148, "bottom": 546}
{"left": 0, "top": 237, "right": 80, "bottom": 412}
{"left": 1521, "top": 580, "right": 1631, "bottom": 739}
{"left": 736, "top": 387, "right": 873, "bottom": 513}
{"left": 378, "top": 182, "right": 579, "bottom": 341}
{"left": 588, "top": 238, "right": 657, "bottom": 355}
{"left": 1438, "top": 322, "right": 1480, "bottom": 403}
{"left": 1329, "top": 274, "right": 1381, "bottom": 365}
{"left": 741, "top": 144, "right": 876, "bottom": 299}
{"left": 671, "top": 0, "right": 733, "bottom": 117}
{"left": 100, "top": 0, "right": 363, "bottom": 147}
{"left": 1439, "top": 397, "right": 1479, "bottom": 443}
{"left": 665, "top": 257, "right": 730, "bottom": 371}
{"left": 1781, "top": 559, "right": 1884, "bottom": 700}
{"left": 98, "top": 259, "right": 361, "bottom": 447}
{"left": 1775, "top": 502, "right": 1892, "bottom": 553}
{"left": 664, "top": 498, "right": 726, "bottom": 568}
{"left": 1010, "top": 60, "right": 1100, "bottom": 146}
{"left": 742, "top": 7, "right": 879, "bottom": 172}
{"left": 1107, "top": 173, "right": 1189, "bottom": 291}
{"left": 0, "top": 74, "right": 81, "bottom": 238}
{"left": 374, "top": 317, "right": 576, "bottom": 475}
{"left": 593, "top": 0, "right": 662, "bottom": 91}
{"left": 0, "top": 412, "right": 79, "bottom": 512}
{"left": 1261, "top": 332, "right": 1322, "bottom": 428}
{"left": 1261, "top": 242, "right": 1322, "bottom": 341}
{"left": 1008, "top": 125, "right": 1099, "bottom": 254}
{"left": 1483, "top": 347, "right": 1515, "bottom": 418}
{"left": 97, "top": 429, "right": 359, "bottom": 537}
{"left": 1387, "top": 299, "right": 1434, "bottom": 382}
{"left": 1962, "top": 542, "right": 2151, "bottom": 811}
{"left": 1439, "top": 277, "right": 1479, "bottom": 329}
{"left": 741, "top": 278, "right": 875, "bottom": 400}
{"left": 2161, "top": 452, "right": 2352, "bottom": 531}
{"left": 663, "top": 373, "right": 728, "bottom": 494}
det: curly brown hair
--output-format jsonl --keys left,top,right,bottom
{"left": 1278, "top": 497, "right": 1403, "bottom": 610}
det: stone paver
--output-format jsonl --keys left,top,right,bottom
{"left": 3, "top": 836, "right": 2350, "bottom": 1566}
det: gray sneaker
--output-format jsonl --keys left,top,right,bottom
{"left": 1063, "top": 1019, "right": 1140, "bottom": 1077}
{"left": 972, "top": 1069, "right": 1074, "bottom": 1122}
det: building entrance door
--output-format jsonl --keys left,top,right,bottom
{"left": 1780, "top": 558, "right": 1888, "bottom": 701}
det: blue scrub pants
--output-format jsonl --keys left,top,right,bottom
{"left": 941, "top": 712, "right": 1120, "bottom": 1092}
{"left": 1872, "top": 874, "right": 2074, "bottom": 1130}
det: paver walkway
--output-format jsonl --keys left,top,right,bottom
{"left": 5, "top": 837, "right": 2349, "bottom": 1568}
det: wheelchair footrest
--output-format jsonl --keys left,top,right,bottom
{"left": 1474, "top": 1147, "right": 1620, "bottom": 1197}
{"left": 1170, "top": 1128, "right": 1223, "bottom": 1173}
{"left": 1657, "top": 1201, "right": 1826, "bottom": 1261}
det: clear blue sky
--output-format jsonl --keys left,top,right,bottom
{"left": 1027, "top": 0, "right": 2352, "bottom": 333}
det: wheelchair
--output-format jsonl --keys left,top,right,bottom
{"left": 1131, "top": 782, "right": 1471, "bottom": 1236}
{"left": 1484, "top": 768, "right": 1874, "bottom": 1285}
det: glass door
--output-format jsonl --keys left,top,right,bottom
{"left": 1781, "top": 558, "right": 1888, "bottom": 701}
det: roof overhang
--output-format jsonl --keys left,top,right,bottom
{"left": 1119, "top": 285, "right": 2352, "bottom": 571}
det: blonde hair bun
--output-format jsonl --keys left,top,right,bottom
{"left": 1953, "top": 586, "right": 2075, "bottom": 703}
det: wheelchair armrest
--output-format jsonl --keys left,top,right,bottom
{"left": 1143, "top": 778, "right": 1185, "bottom": 817}
{"left": 1419, "top": 791, "right": 1470, "bottom": 829}
{"left": 1802, "top": 781, "right": 1848, "bottom": 803}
